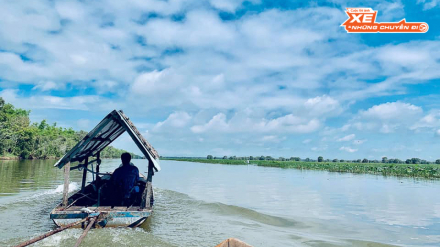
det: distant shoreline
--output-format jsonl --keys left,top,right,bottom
{"left": 0, "top": 156, "right": 59, "bottom": 161}
{"left": 163, "top": 158, "right": 440, "bottom": 179}
{"left": 0, "top": 156, "right": 21, "bottom": 160}
{"left": 0, "top": 156, "right": 145, "bottom": 161}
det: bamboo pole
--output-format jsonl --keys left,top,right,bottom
{"left": 14, "top": 217, "right": 89, "bottom": 247}
{"left": 62, "top": 162, "right": 71, "bottom": 206}
{"left": 73, "top": 217, "right": 97, "bottom": 247}
{"left": 81, "top": 157, "right": 88, "bottom": 192}
{"left": 141, "top": 181, "right": 152, "bottom": 208}
{"left": 146, "top": 182, "right": 152, "bottom": 208}
{"left": 141, "top": 162, "right": 154, "bottom": 209}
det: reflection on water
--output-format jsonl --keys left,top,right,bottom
{"left": 0, "top": 159, "right": 439, "bottom": 246}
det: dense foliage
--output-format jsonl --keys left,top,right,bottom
{"left": 203, "top": 155, "right": 438, "bottom": 164}
{"left": 0, "top": 98, "right": 140, "bottom": 159}
{"left": 164, "top": 158, "right": 440, "bottom": 179}
{"left": 100, "top": 146, "right": 142, "bottom": 159}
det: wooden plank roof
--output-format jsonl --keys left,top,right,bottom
{"left": 54, "top": 110, "right": 160, "bottom": 171}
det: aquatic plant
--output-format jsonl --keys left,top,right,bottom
{"left": 164, "top": 158, "right": 440, "bottom": 179}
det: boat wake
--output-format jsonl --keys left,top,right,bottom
{"left": 1, "top": 186, "right": 397, "bottom": 247}
{"left": 48, "top": 182, "right": 79, "bottom": 195}
{"left": 0, "top": 182, "right": 79, "bottom": 211}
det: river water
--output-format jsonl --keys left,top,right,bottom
{"left": 0, "top": 159, "right": 439, "bottom": 247}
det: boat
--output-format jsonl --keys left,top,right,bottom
{"left": 216, "top": 238, "right": 253, "bottom": 247}
{"left": 50, "top": 110, "right": 161, "bottom": 228}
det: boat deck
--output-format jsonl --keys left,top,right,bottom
{"left": 51, "top": 205, "right": 153, "bottom": 228}
{"left": 55, "top": 206, "right": 152, "bottom": 212}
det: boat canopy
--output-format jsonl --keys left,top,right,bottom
{"left": 54, "top": 110, "right": 160, "bottom": 171}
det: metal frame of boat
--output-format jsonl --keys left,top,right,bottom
{"left": 50, "top": 110, "right": 160, "bottom": 228}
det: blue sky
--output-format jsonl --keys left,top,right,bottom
{"left": 0, "top": 0, "right": 440, "bottom": 160}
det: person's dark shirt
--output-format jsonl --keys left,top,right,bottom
{"left": 112, "top": 163, "right": 139, "bottom": 198}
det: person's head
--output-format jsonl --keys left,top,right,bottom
{"left": 121, "top": 152, "right": 131, "bottom": 165}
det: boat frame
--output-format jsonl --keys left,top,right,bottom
{"left": 50, "top": 110, "right": 160, "bottom": 228}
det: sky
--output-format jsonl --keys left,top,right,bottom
{"left": 0, "top": 0, "right": 440, "bottom": 160}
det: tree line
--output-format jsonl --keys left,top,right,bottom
{"left": 0, "top": 97, "right": 141, "bottom": 159}
{"left": 206, "top": 155, "right": 440, "bottom": 164}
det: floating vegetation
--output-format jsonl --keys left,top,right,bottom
{"left": 164, "top": 158, "right": 440, "bottom": 179}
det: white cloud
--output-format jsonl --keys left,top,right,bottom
{"left": 346, "top": 102, "right": 425, "bottom": 134}
{"left": 380, "top": 124, "right": 397, "bottom": 133}
{"left": 55, "top": 1, "right": 87, "bottom": 21}
{"left": 32, "top": 81, "right": 61, "bottom": 91}
{"left": 0, "top": 0, "right": 440, "bottom": 159}
{"left": 95, "top": 81, "right": 119, "bottom": 93}
{"left": 359, "top": 102, "right": 422, "bottom": 121}
{"left": 0, "top": 89, "right": 103, "bottom": 110}
{"left": 311, "top": 145, "right": 328, "bottom": 152}
{"left": 154, "top": 111, "right": 192, "bottom": 130}
{"left": 191, "top": 112, "right": 320, "bottom": 134}
{"left": 374, "top": 0, "right": 405, "bottom": 21}
{"left": 304, "top": 95, "right": 343, "bottom": 117}
{"left": 339, "top": 146, "right": 358, "bottom": 153}
{"left": 337, "top": 134, "right": 355, "bottom": 142}
{"left": 348, "top": 101, "right": 440, "bottom": 137}
{"left": 191, "top": 113, "right": 229, "bottom": 133}
{"left": 131, "top": 69, "right": 175, "bottom": 96}
{"left": 209, "top": 0, "right": 261, "bottom": 12}
{"left": 139, "top": 10, "right": 237, "bottom": 49}
{"left": 417, "top": 0, "right": 439, "bottom": 10}
{"left": 302, "top": 139, "right": 312, "bottom": 144}
{"left": 411, "top": 111, "right": 440, "bottom": 131}
{"left": 261, "top": 135, "right": 286, "bottom": 143}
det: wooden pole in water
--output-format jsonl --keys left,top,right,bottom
{"left": 62, "top": 161, "right": 71, "bottom": 206}
{"left": 14, "top": 217, "right": 89, "bottom": 247}
{"left": 81, "top": 157, "right": 88, "bottom": 192}
{"left": 73, "top": 217, "right": 96, "bottom": 247}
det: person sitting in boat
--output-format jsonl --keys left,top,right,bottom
{"left": 111, "top": 152, "right": 140, "bottom": 206}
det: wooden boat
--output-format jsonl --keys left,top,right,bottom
{"left": 50, "top": 110, "right": 160, "bottom": 228}
{"left": 216, "top": 238, "right": 253, "bottom": 247}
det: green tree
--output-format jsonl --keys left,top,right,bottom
{"left": 318, "top": 156, "right": 323, "bottom": 162}
{"left": 0, "top": 97, "right": 139, "bottom": 159}
{"left": 436, "top": 159, "right": 440, "bottom": 164}
{"left": 411, "top": 158, "right": 421, "bottom": 164}
{"left": 382, "top": 157, "right": 388, "bottom": 163}
{"left": 362, "top": 158, "right": 369, "bottom": 163}
{"left": 207, "top": 155, "right": 213, "bottom": 159}
{"left": 332, "top": 159, "right": 338, "bottom": 162}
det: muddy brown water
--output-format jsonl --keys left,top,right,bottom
{"left": 0, "top": 159, "right": 439, "bottom": 246}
